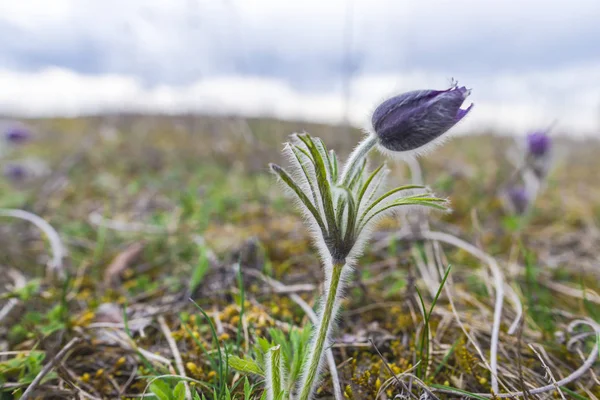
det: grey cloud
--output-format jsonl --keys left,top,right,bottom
{"left": 0, "top": 0, "right": 599, "bottom": 91}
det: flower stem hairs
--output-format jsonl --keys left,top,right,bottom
{"left": 268, "top": 82, "right": 473, "bottom": 399}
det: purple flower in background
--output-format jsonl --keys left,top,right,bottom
{"left": 4, "top": 126, "right": 31, "bottom": 144}
{"left": 526, "top": 131, "right": 551, "bottom": 157}
{"left": 372, "top": 83, "right": 473, "bottom": 153}
{"left": 3, "top": 163, "right": 28, "bottom": 182}
{"left": 507, "top": 186, "right": 529, "bottom": 215}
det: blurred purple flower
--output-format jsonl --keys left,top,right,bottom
{"left": 507, "top": 186, "right": 529, "bottom": 215}
{"left": 372, "top": 83, "right": 473, "bottom": 153}
{"left": 3, "top": 163, "right": 28, "bottom": 182}
{"left": 4, "top": 126, "right": 31, "bottom": 144}
{"left": 526, "top": 131, "right": 551, "bottom": 157}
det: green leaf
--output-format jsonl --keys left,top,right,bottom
{"left": 315, "top": 137, "right": 334, "bottom": 183}
{"left": 267, "top": 345, "right": 283, "bottom": 399}
{"left": 290, "top": 145, "right": 321, "bottom": 210}
{"left": 356, "top": 164, "right": 385, "bottom": 210}
{"left": 341, "top": 187, "right": 357, "bottom": 243}
{"left": 329, "top": 149, "right": 338, "bottom": 182}
{"left": 270, "top": 163, "right": 327, "bottom": 233}
{"left": 274, "top": 390, "right": 286, "bottom": 400}
{"left": 243, "top": 377, "right": 251, "bottom": 399}
{"left": 174, "top": 381, "right": 186, "bottom": 400}
{"left": 361, "top": 196, "right": 447, "bottom": 229}
{"left": 357, "top": 184, "right": 426, "bottom": 227}
{"left": 150, "top": 380, "right": 173, "bottom": 400}
{"left": 334, "top": 191, "right": 347, "bottom": 235}
{"left": 347, "top": 158, "right": 367, "bottom": 191}
{"left": 296, "top": 134, "right": 337, "bottom": 236}
{"left": 228, "top": 356, "right": 264, "bottom": 376}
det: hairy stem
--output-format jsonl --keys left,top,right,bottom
{"left": 339, "top": 134, "right": 377, "bottom": 186}
{"left": 298, "top": 262, "right": 345, "bottom": 400}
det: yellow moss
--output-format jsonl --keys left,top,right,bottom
{"left": 371, "top": 361, "right": 380, "bottom": 375}
{"left": 344, "top": 384, "right": 353, "bottom": 399}
{"left": 116, "top": 357, "right": 126, "bottom": 367}
{"left": 186, "top": 362, "right": 201, "bottom": 377}
{"left": 122, "top": 280, "right": 138, "bottom": 290}
{"left": 375, "top": 378, "right": 381, "bottom": 391}
{"left": 389, "top": 363, "right": 401, "bottom": 376}
{"left": 479, "top": 377, "right": 487, "bottom": 385}
{"left": 95, "top": 369, "right": 104, "bottom": 378}
{"left": 81, "top": 373, "right": 90, "bottom": 383}
{"left": 207, "top": 370, "right": 217, "bottom": 380}
{"left": 75, "top": 289, "right": 92, "bottom": 301}
{"left": 219, "top": 333, "right": 230, "bottom": 341}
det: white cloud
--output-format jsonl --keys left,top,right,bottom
{"left": 0, "top": 65, "right": 597, "bottom": 135}
{"left": 0, "top": 0, "right": 598, "bottom": 135}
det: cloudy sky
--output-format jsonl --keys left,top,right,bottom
{"left": 1, "top": 0, "right": 599, "bottom": 135}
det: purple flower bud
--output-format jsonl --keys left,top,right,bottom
{"left": 4, "top": 126, "right": 31, "bottom": 144}
{"left": 526, "top": 131, "right": 551, "bottom": 157}
{"left": 372, "top": 84, "right": 473, "bottom": 153}
{"left": 506, "top": 186, "right": 529, "bottom": 215}
{"left": 3, "top": 163, "right": 28, "bottom": 182}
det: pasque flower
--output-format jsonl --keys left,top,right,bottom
{"left": 506, "top": 186, "right": 529, "bottom": 215}
{"left": 4, "top": 126, "right": 31, "bottom": 145}
{"left": 268, "top": 82, "right": 472, "bottom": 400}
{"left": 371, "top": 83, "right": 473, "bottom": 154}
{"left": 526, "top": 131, "right": 551, "bottom": 157}
{"left": 3, "top": 163, "right": 28, "bottom": 183}
{"left": 270, "top": 133, "right": 446, "bottom": 400}
{"left": 525, "top": 130, "right": 552, "bottom": 179}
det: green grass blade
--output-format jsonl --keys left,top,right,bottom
{"left": 190, "top": 299, "right": 226, "bottom": 394}
{"left": 236, "top": 264, "right": 245, "bottom": 351}
{"left": 190, "top": 244, "right": 210, "bottom": 294}
{"left": 429, "top": 384, "right": 488, "bottom": 400}
{"left": 415, "top": 286, "right": 429, "bottom": 380}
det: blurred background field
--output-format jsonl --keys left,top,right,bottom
{"left": 0, "top": 116, "right": 599, "bottom": 398}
